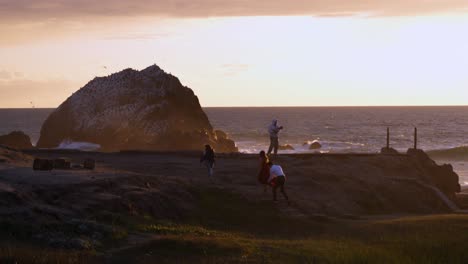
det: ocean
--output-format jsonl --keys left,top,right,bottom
{"left": 1, "top": 107, "right": 467, "bottom": 184}
{"left": 205, "top": 107, "right": 468, "bottom": 154}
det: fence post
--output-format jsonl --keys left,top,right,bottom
{"left": 386, "top": 127, "right": 390, "bottom": 149}
{"left": 414, "top": 127, "right": 417, "bottom": 149}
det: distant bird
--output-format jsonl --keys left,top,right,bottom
{"left": 30, "top": 101, "right": 35, "bottom": 108}
{"left": 101, "top": 66, "right": 109, "bottom": 76}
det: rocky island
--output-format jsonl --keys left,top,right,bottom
{"left": 37, "top": 65, "right": 237, "bottom": 152}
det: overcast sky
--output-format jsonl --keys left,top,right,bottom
{"left": 1, "top": 0, "right": 468, "bottom": 107}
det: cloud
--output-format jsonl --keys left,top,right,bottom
{"left": 0, "top": 15, "right": 171, "bottom": 46}
{"left": 220, "top": 64, "right": 250, "bottom": 76}
{"left": 102, "top": 31, "right": 172, "bottom": 41}
{"left": 1, "top": 0, "right": 467, "bottom": 46}
{"left": 0, "top": 70, "right": 26, "bottom": 80}
{"left": 14, "top": 72, "right": 24, "bottom": 78}
{"left": 0, "top": 77, "right": 77, "bottom": 108}
{"left": 0, "top": 70, "right": 12, "bottom": 80}
{"left": 1, "top": 0, "right": 467, "bottom": 23}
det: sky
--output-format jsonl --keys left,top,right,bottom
{"left": 1, "top": 0, "right": 468, "bottom": 107}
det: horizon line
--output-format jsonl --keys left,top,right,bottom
{"left": 203, "top": 105, "right": 468, "bottom": 108}
{"left": 1, "top": 105, "right": 468, "bottom": 110}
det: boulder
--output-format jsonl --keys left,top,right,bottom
{"left": 0, "top": 131, "right": 33, "bottom": 149}
{"left": 309, "top": 140, "right": 322, "bottom": 150}
{"left": 380, "top": 147, "right": 399, "bottom": 154}
{"left": 36, "top": 65, "right": 238, "bottom": 152}
{"left": 407, "top": 148, "right": 460, "bottom": 198}
{"left": 407, "top": 148, "right": 436, "bottom": 167}
{"left": 279, "top": 144, "right": 295, "bottom": 150}
{"left": 431, "top": 164, "right": 461, "bottom": 198}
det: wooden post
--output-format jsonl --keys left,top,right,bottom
{"left": 414, "top": 127, "right": 417, "bottom": 149}
{"left": 386, "top": 127, "right": 390, "bottom": 149}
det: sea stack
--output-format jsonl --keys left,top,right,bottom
{"left": 36, "top": 65, "right": 238, "bottom": 152}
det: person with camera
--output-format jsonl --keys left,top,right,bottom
{"left": 267, "top": 119, "right": 283, "bottom": 156}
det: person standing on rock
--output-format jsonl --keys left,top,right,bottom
{"left": 267, "top": 119, "right": 283, "bottom": 156}
{"left": 267, "top": 161, "right": 289, "bottom": 203}
{"left": 200, "top": 144, "right": 215, "bottom": 179}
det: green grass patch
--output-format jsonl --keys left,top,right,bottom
{"left": 139, "top": 223, "right": 217, "bottom": 237}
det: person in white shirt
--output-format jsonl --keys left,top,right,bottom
{"left": 267, "top": 119, "right": 283, "bottom": 156}
{"left": 267, "top": 161, "right": 289, "bottom": 202}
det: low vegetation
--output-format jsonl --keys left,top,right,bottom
{"left": 2, "top": 187, "right": 468, "bottom": 263}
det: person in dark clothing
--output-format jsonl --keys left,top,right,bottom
{"left": 267, "top": 161, "right": 289, "bottom": 202}
{"left": 200, "top": 144, "right": 215, "bottom": 178}
{"left": 257, "top": 150, "right": 270, "bottom": 192}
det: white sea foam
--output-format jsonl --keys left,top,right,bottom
{"left": 235, "top": 139, "right": 367, "bottom": 154}
{"left": 56, "top": 140, "right": 100, "bottom": 151}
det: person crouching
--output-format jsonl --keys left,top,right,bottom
{"left": 267, "top": 161, "right": 289, "bottom": 202}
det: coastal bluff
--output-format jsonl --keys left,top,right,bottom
{"left": 36, "top": 65, "right": 237, "bottom": 152}
{"left": 0, "top": 146, "right": 465, "bottom": 258}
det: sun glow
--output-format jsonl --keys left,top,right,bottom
{"left": 1, "top": 15, "right": 468, "bottom": 107}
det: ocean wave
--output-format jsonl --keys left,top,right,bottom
{"left": 56, "top": 140, "right": 101, "bottom": 151}
{"left": 236, "top": 139, "right": 370, "bottom": 154}
{"left": 427, "top": 146, "right": 468, "bottom": 160}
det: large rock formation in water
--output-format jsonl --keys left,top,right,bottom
{"left": 37, "top": 65, "right": 237, "bottom": 152}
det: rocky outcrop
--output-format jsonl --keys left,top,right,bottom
{"left": 0, "top": 131, "right": 33, "bottom": 149}
{"left": 380, "top": 147, "right": 399, "bottom": 154}
{"left": 279, "top": 144, "right": 295, "bottom": 150}
{"left": 37, "top": 65, "right": 237, "bottom": 152}
{"left": 407, "top": 148, "right": 460, "bottom": 199}
{"left": 309, "top": 140, "right": 322, "bottom": 150}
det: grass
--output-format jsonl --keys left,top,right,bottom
{"left": 3, "top": 188, "right": 468, "bottom": 263}
{"left": 104, "top": 189, "right": 468, "bottom": 263}
{"left": 108, "top": 219, "right": 468, "bottom": 263}
{"left": 116, "top": 219, "right": 468, "bottom": 263}
{"left": 0, "top": 243, "right": 93, "bottom": 264}
{"left": 187, "top": 187, "right": 327, "bottom": 237}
